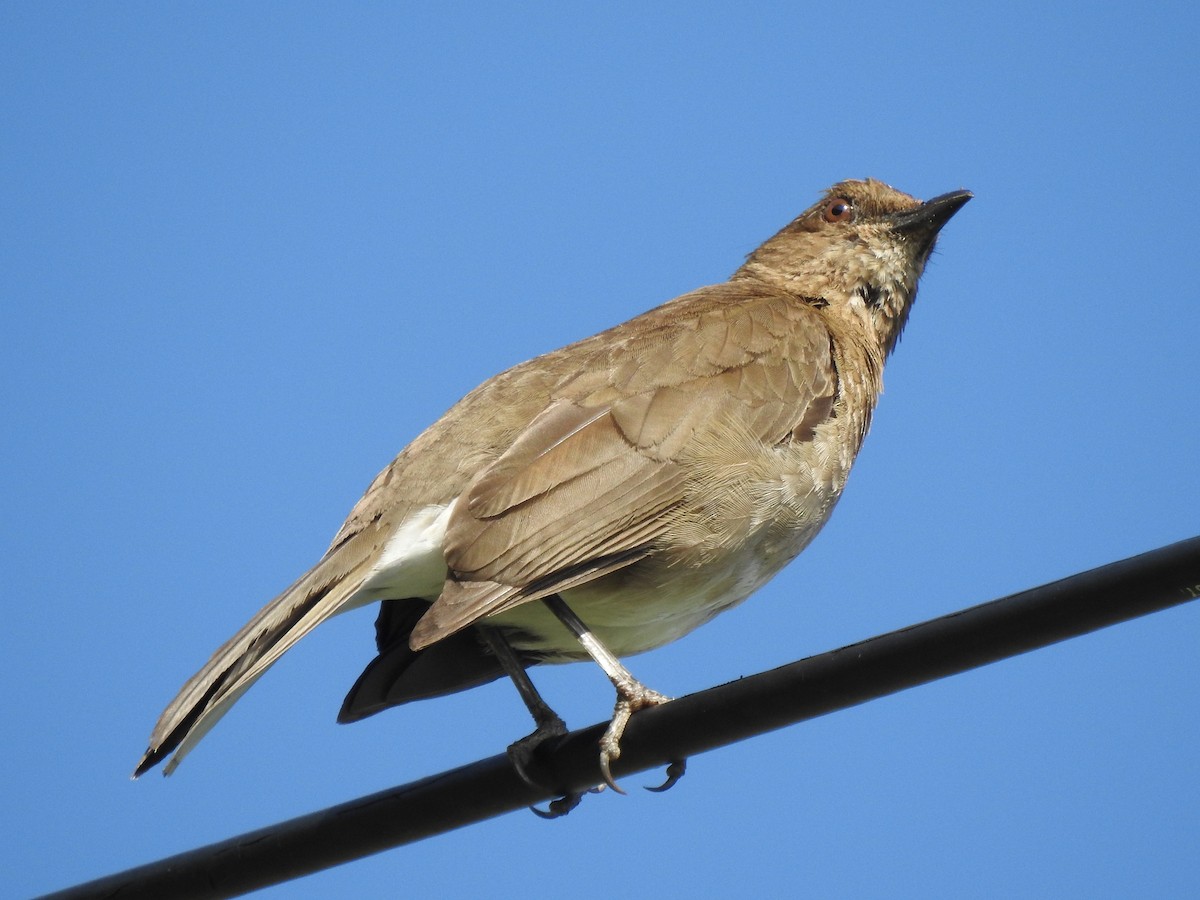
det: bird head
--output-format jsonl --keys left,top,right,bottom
{"left": 737, "top": 179, "right": 972, "bottom": 355}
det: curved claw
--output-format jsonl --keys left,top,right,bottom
{"left": 530, "top": 792, "right": 585, "bottom": 819}
{"left": 506, "top": 713, "right": 570, "bottom": 791}
{"left": 509, "top": 750, "right": 542, "bottom": 792}
{"left": 598, "top": 752, "right": 628, "bottom": 795}
{"left": 645, "top": 758, "right": 687, "bottom": 793}
{"left": 529, "top": 784, "right": 605, "bottom": 819}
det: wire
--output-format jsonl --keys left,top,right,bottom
{"left": 40, "top": 535, "right": 1200, "bottom": 900}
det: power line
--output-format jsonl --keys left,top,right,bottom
{"left": 41, "top": 536, "right": 1200, "bottom": 900}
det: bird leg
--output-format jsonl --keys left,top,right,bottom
{"left": 541, "top": 595, "right": 685, "bottom": 794}
{"left": 479, "top": 628, "right": 595, "bottom": 818}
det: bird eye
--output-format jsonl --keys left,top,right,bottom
{"left": 822, "top": 197, "right": 855, "bottom": 223}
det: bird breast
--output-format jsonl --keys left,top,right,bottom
{"left": 490, "top": 435, "right": 848, "bottom": 660}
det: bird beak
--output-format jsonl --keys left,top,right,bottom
{"left": 889, "top": 189, "right": 973, "bottom": 237}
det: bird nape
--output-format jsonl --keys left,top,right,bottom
{"left": 135, "top": 179, "right": 971, "bottom": 815}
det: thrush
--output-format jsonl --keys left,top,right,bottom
{"left": 135, "top": 178, "right": 970, "bottom": 805}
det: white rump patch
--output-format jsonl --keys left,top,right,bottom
{"left": 353, "top": 501, "right": 455, "bottom": 605}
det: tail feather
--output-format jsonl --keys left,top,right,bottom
{"left": 338, "top": 598, "right": 537, "bottom": 722}
{"left": 133, "top": 557, "right": 371, "bottom": 778}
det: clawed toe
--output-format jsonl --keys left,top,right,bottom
{"left": 645, "top": 758, "right": 687, "bottom": 793}
{"left": 596, "top": 683, "right": 673, "bottom": 793}
{"left": 598, "top": 748, "right": 627, "bottom": 795}
{"left": 530, "top": 784, "right": 605, "bottom": 819}
{"left": 506, "top": 714, "right": 568, "bottom": 791}
{"left": 508, "top": 714, "right": 605, "bottom": 819}
{"left": 530, "top": 790, "right": 584, "bottom": 819}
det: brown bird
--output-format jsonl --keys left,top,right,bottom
{"left": 135, "top": 178, "right": 970, "bottom": 802}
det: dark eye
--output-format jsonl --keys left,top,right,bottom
{"left": 822, "top": 197, "right": 855, "bottom": 223}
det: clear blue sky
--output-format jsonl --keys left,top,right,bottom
{"left": 4, "top": 4, "right": 1198, "bottom": 898}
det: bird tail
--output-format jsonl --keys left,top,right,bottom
{"left": 133, "top": 553, "right": 372, "bottom": 778}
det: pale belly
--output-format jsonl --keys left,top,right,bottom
{"left": 371, "top": 430, "right": 854, "bottom": 663}
{"left": 487, "top": 511, "right": 826, "bottom": 661}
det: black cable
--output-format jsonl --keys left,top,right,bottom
{"left": 40, "top": 535, "right": 1200, "bottom": 900}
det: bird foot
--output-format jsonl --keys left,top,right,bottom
{"left": 507, "top": 712, "right": 567, "bottom": 786}
{"left": 507, "top": 712, "right": 601, "bottom": 819}
{"left": 598, "top": 684, "right": 672, "bottom": 793}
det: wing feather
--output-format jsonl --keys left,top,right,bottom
{"left": 410, "top": 291, "right": 837, "bottom": 649}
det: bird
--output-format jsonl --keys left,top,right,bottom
{"left": 134, "top": 178, "right": 971, "bottom": 806}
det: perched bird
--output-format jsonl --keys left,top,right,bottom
{"left": 135, "top": 178, "right": 970, "bottom": 800}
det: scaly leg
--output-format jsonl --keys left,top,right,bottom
{"left": 541, "top": 595, "right": 686, "bottom": 793}
{"left": 479, "top": 628, "right": 592, "bottom": 819}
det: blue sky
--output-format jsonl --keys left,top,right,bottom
{"left": 4, "top": 4, "right": 1198, "bottom": 898}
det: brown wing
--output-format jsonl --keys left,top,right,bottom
{"left": 408, "top": 286, "right": 837, "bottom": 649}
